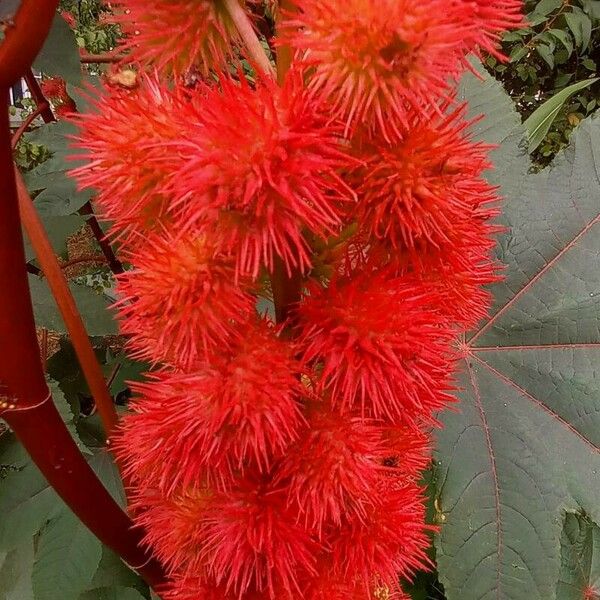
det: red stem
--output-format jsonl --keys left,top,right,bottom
{"left": 6, "top": 397, "right": 166, "bottom": 589}
{"left": 79, "top": 50, "right": 122, "bottom": 64}
{"left": 0, "top": 0, "right": 60, "bottom": 88}
{"left": 15, "top": 170, "right": 120, "bottom": 437}
{"left": 0, "top": 94, "right": 166, "bottom": 593}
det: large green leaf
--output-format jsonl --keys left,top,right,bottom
{"left": 0, "top": 465, "right": 60, "bottom": 551}
{"left": 434, "top": 73, "right": 600, "bottom": 600}
{"left": 28, "top": 274, "right": 118, "bottom": 336}
{"left": 24, "top": 121, "right": 94, "bottom": 216}
{"left": 0, "top": 540, "right": 35, "bottom": 600}
{"left": 79, "top": 588, "right": 147, "bottom": 600}
{"left": 33, "top": 13, "right": 82, "bottom": 85}
{"left": 32, "top": 509, "right": 102, "bottom": 600}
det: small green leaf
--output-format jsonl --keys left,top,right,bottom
{"left": 523, "top": 77, "right": 598, "bottom": 151}
{"left": 582, "top": 0, "right": 600, "bottom": 18}
{"left": 556, "top": 513, "right": 600, "bottom": 599}
{"left": 582, "top": 58, "right": 597, "bottom": 71}
{"left": 536, "top": 43, "right": 555, "bottom": 68}
{"left": 565, "top": 9, "right": 593, "bottom": 50}
{"left": 532, "top": 0, "right": 563, "bottom": 16}
{"left": 32, "top": 510, "right": 102, "bottom": 600}
{"left": 548, "top": 28, "right": 574, "bottom": 55}
{"left": 509, "top": 45, "right": 529, "bottom": 62}
{"left": 33, "top": 14, "right": 81, "bottom": 85}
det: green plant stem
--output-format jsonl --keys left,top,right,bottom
{"left": 269, "top": 0, "right": 303, "bottom": 326}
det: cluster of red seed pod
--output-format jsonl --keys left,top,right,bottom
{"left": 70, "top": 0, "right": 523, "bottom": 598}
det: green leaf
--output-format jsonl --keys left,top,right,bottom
{"left": 0, "top": 465, "right": 59, "bottom": 551}
{"left": 582, "top": 0, "right": 600, "bottom": 18}
{"left": 536, "top": 43, "right": 555, "bottom": 68}
{"left": 28, "top": 274, "right": 118, "bottom": 336}
{"left": 79, "top": 588, "right": 147, "bottom": 600}
{"left": 556, "top": 513, "right": 600, "bottom": 599}
{"left": 435, "top": 73, "right": 600, "bottom": 600}
{"left": 523, "top": 78, "right": 598, "bottom": 151}
{"left": 24, "top": 121, "right": 93, "bottom": 216}
{"left": 88, "top": 451, "right": 126, "bottom": 509}
{"left": 87, "top": 548, "right": 148, "bottom": 594}
{"left": 33, "top": 14, "right": 82, "bottom": 85}
{"left": 532, "top": 0, "right": 563, "bottom": 16}
{"left": 548, "top": 29, "right": 574, "bottom": 56}
{"left": 509, "top": 45, "right": 529, "bottom": 62}
{"left": 0, "top": 539, "right": 35, "bottom": 600}
{"left": 565, "top": 9, "right": 593, "bottom": 51}
{"left": 48, "top": 379, "right": 91, "bottom": 455}
{"left": 32, "top": 509, "right": 102, "bottom": 600}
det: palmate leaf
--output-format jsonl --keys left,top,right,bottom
{"left": 434, "top": 71, "right": 600, "bottom": 600}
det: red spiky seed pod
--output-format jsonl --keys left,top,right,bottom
{"left": 111, "top": 0, "right": 245, "bottom": 77}
{"left": 168, "top": 69, "right": 354, "bottom": 278}
{"left": 330, "top": 481, "right": 432, "bottom": 590}
{"left": 464, "top": 0, "right": 526, "bottom": 59}
{"left": 116, "top": 321, "right": 305, "bottom": 492}
{"left": 135, "top": 487, "right": 212, "bottom": 575}
{"left": 275, "top": 400, "right": 385, "bottom": 531}
{"left": 297, "top": 272, "right": 456, "bottom": 425}
{"left": 280, "top": 0, "right": 473, "bottom": 139}
{"left": 352, "top": 105, "right": 497, "bottom": 253}
{"left": 115, "top": 230, "right": 254, "bottom": 369}
{"left": 69, "top": 74, "right": 189, "bottom": 242}
{"left": 200, "top": 477, "right": 318, "bottom": 598}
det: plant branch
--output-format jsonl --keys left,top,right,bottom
{"left": 24, "top": 70, "right": 56, "bottom": 123}
{"left": 79, "top": 202, "right": 125, "bottom": 275}
{"left": 275, "top": 0, "right": 294, "bottom": 85}
{"left": 79, "top": 50, "right": 123, "bottom": 64}
{"left": 11, "top": 102, "right": 50, "bottom": 148}
{"left": 15, "top": 169, "right": 120, "bottom": 437}
{"left": 223, "top": 0, "right": 275, "bottom": 77}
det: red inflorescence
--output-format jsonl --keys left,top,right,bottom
{"left": 70, "top": 0, "right": 524, "bottom": 596}
{"left": 280, "top": 0, "right": 516, "bottom": 139}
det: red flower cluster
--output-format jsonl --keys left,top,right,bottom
{"left": 70, "top": 0, "right": 523, "bottom": 597}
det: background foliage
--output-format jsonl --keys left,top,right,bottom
{"left": 491, "top": 0, "right": 600, "bottom": 163}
